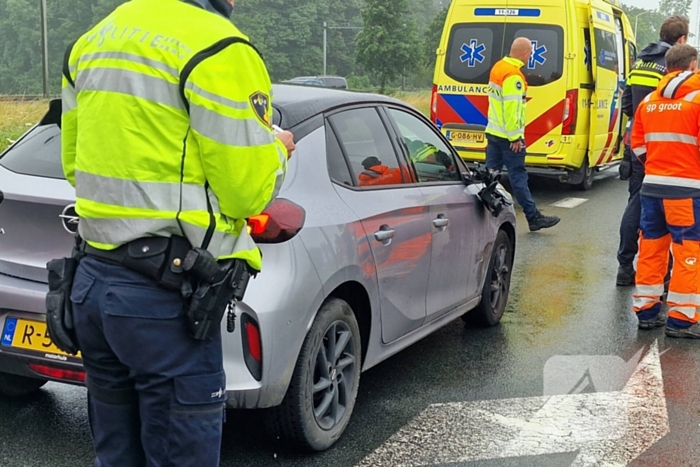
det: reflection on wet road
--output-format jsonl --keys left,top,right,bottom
{"left": 1, "top": 171, "right": 698, "bottom": 467}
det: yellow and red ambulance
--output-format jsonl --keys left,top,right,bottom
{"left": 431, "top": 0, "right": 636, "bottom": 190}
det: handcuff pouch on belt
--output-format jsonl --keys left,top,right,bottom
{"left": 181, "top": 248, "right": 257, "bottom": 341}
{"left": 45, "top": 238, "right": 84, "bottom": 355}
{"left": 84, "top": 236, "right": 191, "bottom": 291}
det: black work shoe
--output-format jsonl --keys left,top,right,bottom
{"left": 616, "top": 264, "right": 636, "bottom": 287}
{"left": 638, "top": 313, "right": 666, "bottom": 330}
{"left": 665, "top": 323, "right": 700, "bottom": 339}
{"left": 528, "top": 214, "right": 561, "bottom": 232}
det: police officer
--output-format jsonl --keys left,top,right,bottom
{"left": 485, "top": 37, "right": 560, "bottom": 232}
{"left": 61, "top": 0, "right": 295, "bottom": 465}
{"left": 630, "top": 44, "right": 700, "bottom": 338}
{"left": 616, "top": 15, "right": 689, "bottom": 286}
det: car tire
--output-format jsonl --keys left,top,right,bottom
{"left": 0, "top": 372, "right": 47, "bottom": 397}
{"left": 265, "top": 298, "right": 361, "bottom": 452}
{"left": 463, "top": 230, "right": 513, "bottom": 327}
{"left": 578, "top": 157, "right": 594, "bottom": 191}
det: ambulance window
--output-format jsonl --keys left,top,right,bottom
{"left": 444, "top": 24, "right": 504, "bottom": 84}
{"left": 583, "top": 29, "right": 593, "bottom": 76}
{"left": 506, "top": 25, "right": 564, "bottom": 87}
{"left": 627, "top": 42, "right": 637, "bottom": 65}
{"left": 594, "top": 29, "right": 619, "bottom": 73}
{"left": 614, "top": 17, "right": 625, "bottom": 83}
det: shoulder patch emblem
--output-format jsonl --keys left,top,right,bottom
{"left": 249, "top": 91, "right": 271, "bottom": 127}
{"left": 515, "top": 81, "right": 523, "bottom": 91}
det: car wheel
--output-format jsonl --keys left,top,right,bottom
{"left": 266, "top": 298, "right": 361, "bottom": 451}
{"left": 578, "top": 157, "right": 594, "bottom": 191}
{"left": 0, "top": 372, "right": 47, "bottom": 397}
{"left": 464, "top": 230, "right": 513, "bottom": 327}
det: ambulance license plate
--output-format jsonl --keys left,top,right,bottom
{"left": 447, "top": 130, "right": 484, "bottom": 143}
{"left": 1, "top": 317, "right": 81, "bottom": 359}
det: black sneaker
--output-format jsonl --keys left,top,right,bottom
{"left": 665, "top": 323, "right": 700, "bottom": 339}
{"left": 638, "top": 312, "right": 666, "bottom": 330}
{"left": 616, "top": 264, "right": 636, "bottom": 286}
{"left": 528, "top": 214, "right": 561, "bottom": 232}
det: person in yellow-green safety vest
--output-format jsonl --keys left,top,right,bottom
{"left": 56, "top": 0, "right": 295, "bottom": 465}
{"left": 485, "top": 37, "right": 560, "bottom": 232}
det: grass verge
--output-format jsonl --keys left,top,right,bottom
{"left": 393, "top": 90, "right": 432, "bottom": 117}
{"left": 0, "top": 99, "right": 49, "bottom": 153}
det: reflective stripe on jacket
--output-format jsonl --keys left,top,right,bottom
{"left": 631, "top": 71, "right": 700, "bottom": 199}
{"left": 61, "top": 0, "right": 288, "bottom": 270}
{"left": 485, "top": 57, "right": 528, "bottom": 142}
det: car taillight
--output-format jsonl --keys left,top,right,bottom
{"left": 240, "top": 314, "right": 262, "bottom": 381}
{"left": 247, "top": 199, "right": 305, "bottom": 244}
{"left": 562, "top": 89, "right": 578, "bottom": 136}
{"left": 430, "top": 84, "right": 439, "bottom": 123}
{"left": 29, "top": 363, "right": 86, "bottom": 383}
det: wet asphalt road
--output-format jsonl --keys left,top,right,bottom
{"left": 1, "top": 170, "right": 699, "bottom": 467}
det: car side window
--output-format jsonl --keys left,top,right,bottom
{"left": 326, "top": 126, "right": 354, "bottom": 186}
{"left": 387, "top": 108, "right": 461, "bottom": 183}
{"left": 328, "top": 107, "right": 409, "bottom": 188}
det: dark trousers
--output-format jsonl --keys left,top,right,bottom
{"left": 486, "top": 134, "right": 539, "bottom": 221}
{"left": 71, "top": 256, "right": 227, "bottom": 467}
{"left": 617, "top": 177, "right": 643, "bottom": 266}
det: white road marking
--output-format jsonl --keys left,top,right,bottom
{"left": 550, "top": 197, "right": 589, "bottom": 209}
{"left": 357, "top": 341, "right": 668, "bottom": 467}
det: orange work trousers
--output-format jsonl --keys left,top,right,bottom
{"left": 634, "top": 196, "right": 700, "bottom": 328}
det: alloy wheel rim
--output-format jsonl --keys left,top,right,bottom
{"left": 312, "top": 321, "right": 356, "bottom": 431}
{"left": 490, "top": 244, "right": 510, "bottom": 311}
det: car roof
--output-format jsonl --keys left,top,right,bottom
{"left": 272, "top": 84, "right": 404, "bottom": 129}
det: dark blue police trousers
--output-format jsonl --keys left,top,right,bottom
{"left": 71, "top": 256, "right": 226, "bottom": 467}
{"left": 486, "top": 134, "right": 539, "bottom": 221}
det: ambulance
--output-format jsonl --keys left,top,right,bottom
{"left": 431, "top": 0, "right": 636, "bottom": 190}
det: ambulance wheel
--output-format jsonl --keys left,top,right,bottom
{"left": 578, "top": 158, "right": 594, "bottom": 191}
{"left": 0, "top": 372, "right": 47, "bottom": 397}
{"left": 265, "top": 298, "right": 361, "bottom": 451}
{"left": 463, "top": 230, "right": 513, "bottom": 327}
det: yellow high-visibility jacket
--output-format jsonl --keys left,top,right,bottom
{"left": 62, "top": 0, "right": 288, "bottom": 270}
{"left": 485, "top": 57, "right": 528, "bottom": 142}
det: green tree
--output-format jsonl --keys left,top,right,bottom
{"left": 355, "top": 0, "right": 419, "bottom": 92}
{"left": 422, "top": 6, "right": 448, "bottom": 70}
{"left": 620, "top": 4, "right": 664, "bottom": 49}
{"left": 234, "top": 0, "right": 364, "bottom": 81}
{"left": 91, "top": 0, "right": 125, "bottom": 26}
{"left": 658, "top": 0, "right": 692, "bottom": 17}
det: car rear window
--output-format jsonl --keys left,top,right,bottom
{"left": 325, "top": 78, "right": 348, "bottom": 89}
{"left": 0, "top": 124, "right": 64, "bottom": 179}
{"left": 445, "top": 23, "right": 563, "bottom": 87}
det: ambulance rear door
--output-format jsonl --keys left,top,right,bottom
{"left": 503, "top": 0, "right": 568, "bottom": 157}
{"left": 588, "top": 0, "right": 621, "bottom": 165}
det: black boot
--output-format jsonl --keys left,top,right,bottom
{"left": 528, "top": 214, "right": 561, "bottom": 232}
{"left": 616, "top": 264, "right": 635, "bottom": 286}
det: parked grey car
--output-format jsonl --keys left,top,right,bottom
{"left": 283, "top": 75, "right": 349, "bottom": 89}
{"left": 0, "top": 85, "right": 516, "bottom": 451}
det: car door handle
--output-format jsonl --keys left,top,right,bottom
{"left": 433, "top": 215, "right": 449, "bottom": 229}
{"left": 374, "top": 225, "right": 396, "bottom": 243}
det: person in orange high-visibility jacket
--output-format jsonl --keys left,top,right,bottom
{"left": 631, "top": 44, "right": 700, "bottom": 338}
{"left": 358, "top": 157, "right": 405, "bottom": 186}
{"left": 485, "top": 37, "right": 560, "bottom": 232}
